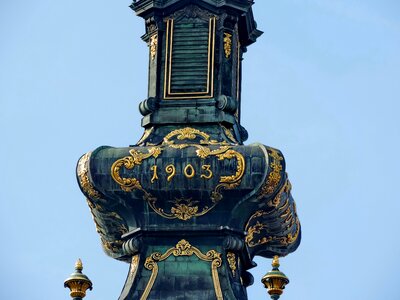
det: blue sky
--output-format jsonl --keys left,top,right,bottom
{"left": 1, "top": 1, "right": 400, "bottom": 299}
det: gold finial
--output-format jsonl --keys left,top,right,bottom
{"left": 75, "top": 258, "right": 83, "bottom": 271}
{"left": 64, "top": 259, "right": 93, "bottom": 299}
{"left": 272, "top": 255, "right": 280, "bottom": 268}
{"left": 262, "top": 256, "right": 289, "bottom": 300}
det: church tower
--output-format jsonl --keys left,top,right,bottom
{"left": 73, "top": 1, "right": 301, "bottom": 299}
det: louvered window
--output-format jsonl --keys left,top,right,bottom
{"left": 164, "top": 17, "right": 215, "bottom": 99}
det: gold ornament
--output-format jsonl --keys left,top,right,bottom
{"left": 261, "top": 256, "right": 289, "bottom": 300}
{"left": 64, "top": 259, "right": 93, "bottom": 299}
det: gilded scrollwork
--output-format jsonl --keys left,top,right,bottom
{"left": 111, "top": 147, "right": 162, "bottom": 192}
{"left": 268, "top": 178, "right": 291, "bottom": 208}
{"left": 245, "top": 211, "right": 300, "bottom": 248}
{"left": 110, "top": 127, "right": 246, "bottom": 221}
{"left": 149, "top": 34, "right": 157, "bottom": 61}
{"left": 245, "top": 176, "right": 300, "bottom": 248}
{"left": 163, "top": 127, "right": 228, "bottom": 146}
{"left": 129, "top": 255, "right": 140, "bottom": 279}
{"left": 141, "top": 240, "right": 223, "bottom": 300}
{"left": 77, "top": 152, "right": 101, "bottom": 199}
{"left": 226, "top": 252, "right": 237, "bottom": 277}
{"left": 224, "top": 32, "right": 232, "bottom": 58}
{"left": 257, "top": 147, "right": 284, "bottom": 199}
{"left": 277, "top": 218, "right": 301, "bottom": 246}
{"left": 245, "top": 221, "right": 272, "bottom": 247}
{"left": 78, "top": 152, "right": 128, "bottom": 256}
{"left": 170, "top": 198, "right": 199, "bottom": 221}
{"left": 222, "top": 125, "right": 238, "bottom": 144}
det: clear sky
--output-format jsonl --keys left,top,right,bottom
{"left": 1, "top": 0, "right": 400, "bottom": 299}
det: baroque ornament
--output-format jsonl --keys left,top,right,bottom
{"left": 149, "top": 34, "right": 157, "bottom": 61}
{"left": 78, "top": 153, "right": 127, "bottom": 255}
{"left": 257, "top": 147, "right": 284, "bottom": 199}
{"left": 224, "top": 32, "right": 232, "bottom": 58}
{"left": 77, "top": 152, "right": 101, "bottom": 199}
{"left": 226, "top": 252, "right": 237, "bottom": 277}
{"left": 169, "top": 4, "right": 217, "bottom": 20}
{"left": 141, "top": 240, "right": 223, "bottom": 300}
{"left": 245, "top": 198, "right": 300, "bottom": 248}
{"left": 111, "top": 127, "right": 246, "bottom": 221}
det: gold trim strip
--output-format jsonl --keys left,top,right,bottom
{"left": 236, "top": 40, "right": 240, "bottom": 119}
{"left": 163, "top": 19, "right": 171, "bottom": 101}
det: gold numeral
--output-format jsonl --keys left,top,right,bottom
{"left": 200, "top": 165, "right": 213, "bottom": 179}
{"left": 150, "top": 165, "right": 158, "bottom": 183}
{"left": 166, "top": 164, "right": 176, "bottom": 182}
{"left": 184, "top": 164, "right": 195, "bottom": 179}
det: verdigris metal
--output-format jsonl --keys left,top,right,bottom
{"left": 77, "top": 1, "right": 301, "bottom": 299}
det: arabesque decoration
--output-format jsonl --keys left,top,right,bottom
{"left": 111, "top": 127, "right": 245, "bottom": 220}
{"left": 245, "top": 178, "right": 300, "bottom": 248}
{"left": 257, "top": 147, "right": 284, "bottom": 199}
{"left": 78, "top": 152, "right": 127, "bottom": 255}
{"left": 77, "top": 152, "right": 101, "bottom": 199}
{"left": 141, "top": 239, "right": 223, "bottom": 300}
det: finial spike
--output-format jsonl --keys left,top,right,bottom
{"left": 272, "top": 255, "right": 280, "bottom": 268}
{"left": 75, "top": 258, "right": 83, "bottom": 271}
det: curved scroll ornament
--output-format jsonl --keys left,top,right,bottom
{"left": 226, "top": 252, "right": 237, "bottom": 277}
{"left": 245, "top": 179, "right": 300, "bottom": 248}
{"left": 257, "top": 147, "right": 284, "bottom": 199}
{"left": 77, "top": 152, "right": 101, "bottom": 200}
{"left": 140, "top": 240, "right": 223, "bottom": 300}
{"left": 222, "top": 125, "right": 238, "bottom": 144}
{"left": 111, "top": 127, "right": 246, "bottom": 220}
{"left": 111, "top": 147, "right": 162, "bottom": 192}
{"left": 163, "top": 127, "right": 228, "bottom": 145}
{"left": 77, "top": 152, "right": 127, "bottom": 255}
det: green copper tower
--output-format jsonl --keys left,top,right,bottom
{"left": 76, "top": 1, "right": 301, "bottom": 299}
